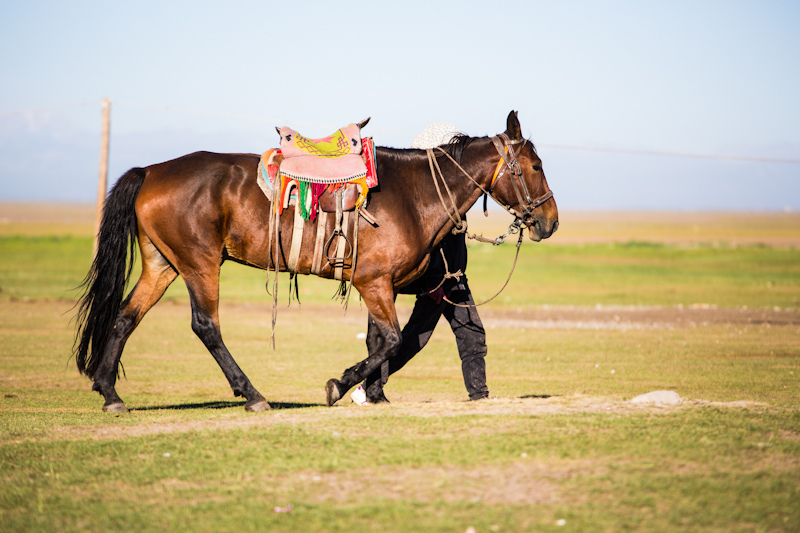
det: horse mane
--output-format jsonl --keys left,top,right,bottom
{"left": 375, "top": 133, "right": 536, "bottom": 166}
{"left": 442, "top": 133, "right": 476, "bottom": 162}
{"left": 376, "top": 134, "right": 481, "bottom": 165}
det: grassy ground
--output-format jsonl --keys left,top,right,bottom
{"left": 1, "top": 234, "right": 798, "bottom": 310}
{"left": 1, "top": 205, "right": 799, "bottom": 532}
{"left": 1, "top": 300, "right": 798, "bottom": 532}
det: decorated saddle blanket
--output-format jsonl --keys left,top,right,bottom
{"left": 278, "top": 124, "right": 371, "bottom": 185}
{"left": 256, "top": 123, "right": 378, "bottom": 222}
{"left": 280, "top": 123, "right": 362, "bottom": 158}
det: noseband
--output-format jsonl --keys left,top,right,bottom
{"left": 489, "top": 133, "right": 553, "bottom": 226}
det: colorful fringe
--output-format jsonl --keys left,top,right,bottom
{"left": 266, "top": 137, "right": 378, "bottom": 223}
{"left": 276, "top": 175, "right": 327, "bottom": 222}
{"left": 297, "top": 181, "right": 327, "bottom": 221}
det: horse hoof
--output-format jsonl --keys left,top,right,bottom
{"left": 367, "top": 391, "right": 391, "bottom": 404}
{"left": 102, "top": 402, "right": 129, "bottom": 413}
{"left": 325, "top": 379, "right": 343, "bottom": 406}
{"left": 245, "top": 400, "right": 271, "bottom": 412}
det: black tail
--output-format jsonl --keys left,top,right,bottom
{"left": 73, "top": 168, "right": 146, "bottom": 379}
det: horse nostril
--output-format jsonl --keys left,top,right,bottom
{"left": 553, "top": 221, "right": 559, "bottom": 233}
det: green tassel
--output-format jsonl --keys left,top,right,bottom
{"left": 296, "top": 181, "right": 311, "bottom": 220}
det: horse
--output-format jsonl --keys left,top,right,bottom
{"left": 72, "top": 110, "right": 558, "bottom": 412}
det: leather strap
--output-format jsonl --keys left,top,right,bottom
{"left": 311, "top": 210, "right": 328, "bottom": 275}
{"left": 490, "top": 134, "right": 534, "bottom": 211}
{"left": 287, "top": 207, "right": 305, "bottom": 272}
{"left": 334, "top": 211, "right": 350, "bottom": 281}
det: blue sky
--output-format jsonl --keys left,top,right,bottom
{"left": 1, "top": 0, "right": 798, "bottom": 209}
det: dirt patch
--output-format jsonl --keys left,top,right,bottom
{"left": 12, "top": 396, "right": 773, "bottom": 445}
{"left": 214, "top": 301, "right": 800, "bottom": 332}
{"left": 483, "top": 305, "right": 800, "bottom": 330}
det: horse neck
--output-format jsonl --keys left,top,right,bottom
{"left": 376, "top": 138, "right": 497, "bottom": 247}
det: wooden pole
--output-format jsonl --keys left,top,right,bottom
{"left": 93, "top": 98, "right": 111, "bottom": 257}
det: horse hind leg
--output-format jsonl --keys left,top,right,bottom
{"left": 91, "top": 235, "right": 178, "bottom": 412}
{"left": 180, "top": 266, "right": 270, "bottom": 412}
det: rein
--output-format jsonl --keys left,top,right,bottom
{"left": 425, "top": 229, "right": 526, "bottom": 308}
{"left": 423, "top": 135, "right": 552, "bottom": 307}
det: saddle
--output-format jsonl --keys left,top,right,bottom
{"left": 257, "top": 121, "right": 379, "bottom": 283}
{"left": 319, "top": 183, "right": 361, "bottom": 212}
{"left": 259, "top": 150, "right": 366, "bottom": 213}
{"left": 257, "top": 122, "right": 378, "bottom": 222}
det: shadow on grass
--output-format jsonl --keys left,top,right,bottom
{"left": 130, "top": 400, "right": 324, "bottom": 411}
{"left": 519, "top": 394, "right": 554, "bottom": 399}
{"left": 270, "top": 401, "right": 326, "bottom": 410}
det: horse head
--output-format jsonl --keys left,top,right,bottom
{"left": 489, "top": 111, "right": 559, "bottom": 242}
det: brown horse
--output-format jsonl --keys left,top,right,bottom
{"left": 72, "top": 111, "right": 558, "bottom": 412}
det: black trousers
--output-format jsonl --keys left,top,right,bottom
{"left": 365, "top": 278, "right": 489, "bottom": 400}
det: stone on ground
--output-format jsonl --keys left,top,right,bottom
{"left": 630, "top": 390, "right": 683, "bottom": 405}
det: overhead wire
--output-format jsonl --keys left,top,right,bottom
{"left": 1, "top": 100, "right": 798, "bottom": 164}
{"left": 539, "top": 143, "right": 800, "bottom": 165}
{"left": 0, "top": 101, "right": 96, "bottom": 118}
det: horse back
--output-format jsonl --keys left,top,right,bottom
{"left": 132, "top": 149, "right": 436, "bottom": 288}
{"left": 135, "top": 151, "right": 271, "bottom": 266}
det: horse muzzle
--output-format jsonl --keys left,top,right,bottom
{"left": 527, "top": 214, "right": 558, "bottom": 242}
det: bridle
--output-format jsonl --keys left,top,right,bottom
{"left": 422, "top": 134, "right": 555, "bottom": 308}
{"left": 488, "top": 133, "right": 554, "bottom": 230}
{"left": 427, "top": 133, "right": 554, "bottom": 245}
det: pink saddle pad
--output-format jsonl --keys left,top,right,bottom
{"left": 279, "top": 154, "right": 367, "bottom": 184}
{"left": 277, "top": 123, "right": 367, "bottom": 184}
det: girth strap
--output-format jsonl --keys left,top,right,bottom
{"left": 287, "top": 208, "right": 305, "bottom": 272}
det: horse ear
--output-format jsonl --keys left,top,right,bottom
{"left": 505, "top": 110, "right": 522, "bottom": 140}
{"left": 275, "top": 127, "right": 281, "bottom": 137}
{"left": 358, "top": 117, "right": 371, "bottom": 130}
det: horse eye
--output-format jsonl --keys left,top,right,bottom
{"left": 532, "top": 165, "right": 542, "bottom": 172}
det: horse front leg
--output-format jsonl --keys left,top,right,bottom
{"left": 325, "top": 280, "right": 401, "bottom": 406}
{"left": 362, "top": 316, "right": 391, "bottom": 403}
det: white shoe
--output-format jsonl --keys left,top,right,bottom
{"left": 350, "top": 385, "right": 369, "bottom": 406}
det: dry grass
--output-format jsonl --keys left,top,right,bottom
{"left": 468, "top": 208, "right": 800, "bottom": 246}
{"left": 5, "top": 396, "right": 774, "bottom": 447}
{"left": 4, "top": 202, "right": 800, "bottom": 245}
{"left": 0, "top": 202, "right": 95, "bottom": 236}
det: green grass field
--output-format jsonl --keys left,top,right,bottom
{"left": 2, "top": 234, "right": 798, "bottom": 310}
{"left": 1, "top": 206, "right": 799, "bottom": 532}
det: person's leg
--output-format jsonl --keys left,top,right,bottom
{"left": 443, "top": 280, "right": 489, "bottom": 400}
{"left": 362, "top": 293, "right": 446, "bottom": 401}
